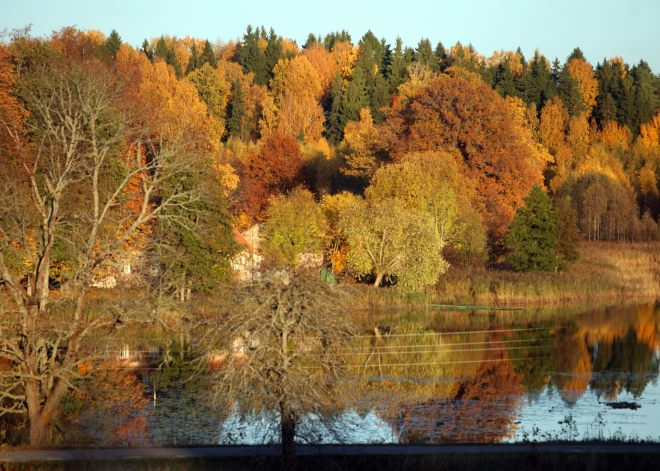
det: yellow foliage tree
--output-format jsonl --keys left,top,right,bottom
{"left": 270, "top": 56, "right": 325, "bottom": 141}
{"left": 331, "top": 41, "right": 358, "bottom": 82}
{"left": 340, "top": 108, "right": 380, "bottom": 177}
{"left": 567, "top": 58, "right": 599, "bottom": 113}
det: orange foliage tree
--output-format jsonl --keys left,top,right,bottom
{"left": 380, "top": 74, "right": 547, "bottom": 244}
{"left": 237, "top": 133, "right": 305, "bottom": 220}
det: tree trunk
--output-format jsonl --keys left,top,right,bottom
{"left": 279, "top": 401, "right": 296, "bottom": 470}
{"left": 29, "top": 413, "right": 50, "bottom": 447}
{"left": 374, "top": 272, "right": 384, "bottom": 287}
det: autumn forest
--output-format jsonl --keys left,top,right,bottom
{"left": 2, "top": 24, "right": 660, "bottom": 456}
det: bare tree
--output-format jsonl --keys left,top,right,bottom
{"left": 200, "top": 270, "right": 355, "bottom": 469}
{"left": 0, "top": 62, "right": 210, "bottom": 445}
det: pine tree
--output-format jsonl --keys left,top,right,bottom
{"left": 166, "top": 47, "right": 182, "bottom": 78}
{"left": 558, "top": 64, "right": 585, "bottom": 117}
{"left": 200, "top": 40, "right": 217, "bottom": 68}
{"left": 371, "top": 74, "right": 390, "bottom": 123}
{"left": 434, "top": 41, "right": 447, "bottom": 71}
{"left": 265, "top": 28, "right": 284, "bottom": 80}
{"left": 141, "top": 39, "right": 153, "bottom": 60}
{"left": 237, "top": 25, "right": 268, "bottom": 85}
{"left": 415, "top": 38, "right": 435, "bottom": 71}
{"left": 326, "top": 74, "right": 344, "bottom": 145}
{"left": 340, "top": 66, "right": 369, "bottom": 126}
{"left": 506, "top": 184, "right": 559, "bottom": 272}
{"left": 595, "top": 59, "right": 624, "bottom": 127}
{"left": 105, "top": 29, "right": 122, "bottom": 59}
{"left": 521, "top": 51, "right": 555, "bottom": 111}
{"left": 302, "top": 33, "right": 319, "bottom": 49}
{"left": 387, "top": 37, "right": 408, "bottom": 91}
{"left": 494, "top": 62, "right": 516, "bottom": 98}
{"left": 323, "top": 30, "right": 352, "bottom": 51}
{"left": 631, "top": 60, "right": 659, "bottom": 134}
{"left": 566, "top": 47, "right": 586, "bottom": 63}
{"left": 595, "top": 92, "right": 618, "bottom": 126}
{"left": 227, "top": 80, "right": 248, "bottom": 140}
{"left": 154, "top": 36, "right": 168, "bottom": 60}
{"left": 187, "top": 42, "right": 200, "bottom": 73}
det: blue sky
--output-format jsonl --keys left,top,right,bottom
{"left": 4, "top": 0, "right": 660, "bottom": 71}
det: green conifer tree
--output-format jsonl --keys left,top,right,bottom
{"left": 105, "top": 29, "right": 122, "bottom": 59}
{"left": 631, "top": 60, "right": 659, "bottom": 134}
{"left": 140, "top": 39, "right": 152, "bottom": 61}
{"left": 238, "top": 25, "right": 268, "bottom": 85}
{"left": 434, "top": 41, "right": 447, "bottom": 71}
{"left": 340, "top": 66, "right": 369, "bottom": 126}
{"left": 558, "top": 65, "right": 585, "bottom": 117}
{"left": 326, "top": 74, "right": 344, "bottom": 145}
{"left": 387, "top": 37, "right": 408, "bottom": 91}
{"left": 506, "top": 184, "right": 559, "bottom": 272}
{"left": 154, "top": 36, "right": 168, "bottom": 60}
{"left": 494, "top": 62, "right": 516, "bottom": 98}
{"left": 200, "top": 40, "right": 217, "bottom": 68}
{"left": 265, "top": 28, "right": 284, "bottom": 79}
{"left": 187, "top": 42, "right": 200, "bottom": 73}
{"left": 227, "top": 80, "right": 248, "bottom": 140}
{"left": 415, "top": 38, "right": 436, "bottom": 71}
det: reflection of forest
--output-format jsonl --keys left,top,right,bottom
{"left": 52, "top": 304, "right": 659, "bottom": 446}
{"left": 356, "top": 304, "right": 660, "bottom": 443}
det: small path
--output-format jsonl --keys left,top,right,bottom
{"left": 3, "top": 443, "right": 660, "bottom": 462}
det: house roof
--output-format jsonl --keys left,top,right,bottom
{"left": 233, "top": 226, "right": 257, "bottom": 254}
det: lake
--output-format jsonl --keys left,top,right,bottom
{"left": 68, "top": 303, "right": 660, "bottom": 446}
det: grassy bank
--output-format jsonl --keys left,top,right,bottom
{"left": 354, "top": 242, "right": 660, "bottom": 310}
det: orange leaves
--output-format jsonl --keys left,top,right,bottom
{"left": 567, "top": 58, "right": 599, "bottom": 113}
{"left": 239, "top": 133, "right": 305, "bottom": 220}
{"left": 302, "top": 44, "right": 339, "bottom": 98}
{"left": 0, "top": 44, "right": 26, "bottom": 160}
{"left": 639, "top": 113, "right": 660, "bottom": 153}
{"left": 381, "top": 75, "right": 545, "bottom": 244}
{"left": 598, "top": 121, "right": 633, "bottom": 151}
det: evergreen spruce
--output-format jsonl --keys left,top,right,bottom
{"left": 558, "top": 64, "right": 585, "bottom": 117}
{"left": 415, "top": 38, "right": 436, "bottom": 71}
{"left": 237, "top": 25, "right": 268, "bottom": 85}
{"left": 187, "top": 42, "right": 200, "bottom": 73}
{"left": 105, "top": 29, "right": 122, "bottom": 59}
{"left": 265, "top": 28, "right": 284, "bottom": 80}
{"left": 506, "top": 184, "right": 559, "bottom": 272}
{"left": 370, "top": 74, "right": 390, "bottom": 123}
{"left": 494, "top": 62, "right": 516, "bottom": 98}
{"left": 631, "top": 60, "right": 660, "bottom": 134}
{"left": 326, "top": 74, "right": 344, "bottom": 145}
{"left": 154, "top": 36, "right": 168, "bottom": 60}
{"left": 434, "top": 41, "right": 447, "bottom": 71}
{"left": 521, "top": 52, "right": 555, "bottom": 111}
{"left": 227, "top": 80, "right": 248, "bottom": 140}
{"left": 302, "top": 33, "right": 319, "bottom": 49}
{"left": 166, "top": 47, "right": 182, "bottom": 78}
{"left": 200, "top": 40, "right": 217, "bottom": 68}
{"left": 141, "top": 39, "right": 153, "bottom": 60}
{"left": 340, "top": 66, "right": 369, "bottom": 126}
{"left": 387, "top": 37, "right": 409, "bottom": 91}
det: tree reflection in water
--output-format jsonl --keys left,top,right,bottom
{"left": 43, "top": 304, "right": 660, "bottom": 445}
